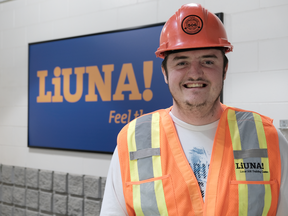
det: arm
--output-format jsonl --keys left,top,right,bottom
{"left": 100, "top": 147, "right": 128, "bottom": 216}
{"left": 276, "top": 129, "right": 288, "bottom": 216}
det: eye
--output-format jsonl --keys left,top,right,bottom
{"left": 205, "top": 61, "right": 214, "bottom": 64}
{"left": 177, "top": 61, "right": 187, "bottom": 66}
{"left": 204, "top": 60, "right": 214, "bottom": 65}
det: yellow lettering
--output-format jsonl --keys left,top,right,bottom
{"left": 121, "top": 113, "right": 128, "bottom": 124}
{"left": 142, "top": 61, "right": 153, "bottom": 101}
{"left": 85, "top": 64, "right": 114, "bottom": 102}
{"left": 52, "top": 67, "right": 63, "bottom": 102}
{"left": 109, "top": 110, "right": 116, "bottom": 123}
{"left": 37, "top": 70, "right": 51, "bottom": 103}
{"left": 62, "top": 67, "right": 85, "bottom": 103}
{"left": 134, "top": 110, "right": 139, "bottom": 118}
{"left": 113, "top": 63, "right": 141, "bottom": 101}
{"left": 128, "top": 109, "right": 131, "bottom": 122}
{"left": 109, "top": 110, "right": 134, "bottom": 124}
{"left": 37, "top": 62, "right": 148, "bottom": 103}
{"left": 115, "top": 113, "right": 121, "bottom": 123}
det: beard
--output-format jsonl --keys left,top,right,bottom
{"left": 168, "top": 78, "right": 224, "bottom": 116}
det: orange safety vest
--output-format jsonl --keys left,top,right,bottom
{"left": 117, "top": 105, "right": 281, "bottom": 216}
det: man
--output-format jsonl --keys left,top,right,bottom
{"left": 101, "top": 3, "right": 288, "bottom": 216}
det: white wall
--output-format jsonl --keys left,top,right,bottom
{"left": 223, "top": 0, "right": 288, "bottom": 129}
{"left": 0, "top": 0, "right": 287, "bottom": 177}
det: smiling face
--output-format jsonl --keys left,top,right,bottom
{"left": 162, "top": 48, "right": 227, "bottom": 121}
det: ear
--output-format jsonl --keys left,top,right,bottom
{"left": 223, "top": 62, "right": 228, "bottom": 80}
{"left": 161, "top": 66, "right": 168, "bottom": 84}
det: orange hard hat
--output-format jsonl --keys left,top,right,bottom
{"left": 155, "top": 3, "right": 233, "bottom": 58}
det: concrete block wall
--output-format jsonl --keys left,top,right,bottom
{"left": 0, "top": 164, "right": 106, "bottom": 216}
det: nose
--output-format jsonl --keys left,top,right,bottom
{"left": 186, "top": 61, "right": 203, "bottom": 79}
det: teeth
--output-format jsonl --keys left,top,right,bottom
{"left": 186, "top": 83, "right": 204, "bottom": 88}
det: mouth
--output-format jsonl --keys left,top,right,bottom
{"left": 183, "top": 83, "right": 207, "bottom": 88}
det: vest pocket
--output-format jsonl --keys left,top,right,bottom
{"left": 126, "top": 175, "right": 178, "bottom": 216}
{"left": 229, "top": 180, "right": 279, "bottom": 216}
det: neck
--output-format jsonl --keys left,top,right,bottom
{"left": 171, "top": 100, "right": 223, "bottom": 126}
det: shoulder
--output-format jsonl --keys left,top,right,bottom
{"left": 223, "top": 105, "right": 274, "bottom": 125}
{"left": 117, "top": 108, "right": 171, "bottom": 137}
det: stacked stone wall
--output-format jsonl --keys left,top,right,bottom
{"left": 0, "top": 164, "right": 106, "bottom": 216}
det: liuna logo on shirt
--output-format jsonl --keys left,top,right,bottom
{"left": 235, "top": 162, "right": 269, "bottom": 174}
{"left": 235, "top": 162, "right": 264, "bottom": 170}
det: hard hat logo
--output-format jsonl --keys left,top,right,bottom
{"left": 182, "top": 15, "right": 203, "bottom": 35}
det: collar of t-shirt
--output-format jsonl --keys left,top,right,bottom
{"left": 169, "top": 111, "right": 220, "bottom": 131}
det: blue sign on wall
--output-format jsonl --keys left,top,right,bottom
{"left": 28, "top": 23, "right": 172, "bottom": 153}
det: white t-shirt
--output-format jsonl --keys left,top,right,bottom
{"left": 100, "top": 113, "right": 288, "bottom": 216}
{"left": 170, "top": 112, "right": 218, "bottom": 200}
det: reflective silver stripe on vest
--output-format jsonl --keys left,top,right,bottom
{"left": 130, "top": 148, "right": 160, "bottom": 160}
{"left": 140, "top": 182, "right": 160, "bottom": 216}
{"left": 133, "top": 114, "right": 161, "bottom": 216}
{"left": 134, "top": 114, "right": 154, "bottom": 181}
{"left": 235, "top": 111, "right": 265, "bottom": 216}
{"left": 233, "top": 149, "right": 268, "bottom": 159}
